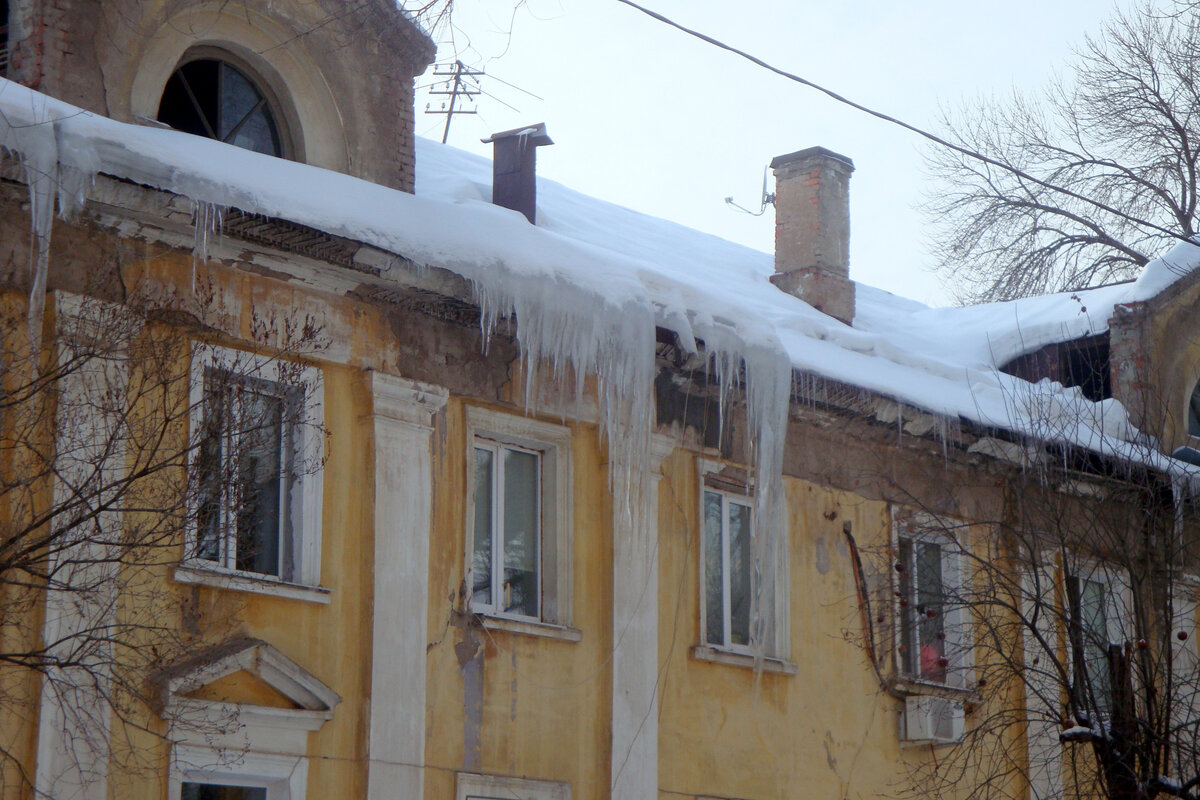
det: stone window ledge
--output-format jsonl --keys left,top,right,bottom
{"left": 690, "top": 645, "right": 797, "bottom": 675}
{"left": 476, "top": 613, "right": 582, "bottom": 642}
{"left": 174, "top": 562, "right": 331, "bottom": 604}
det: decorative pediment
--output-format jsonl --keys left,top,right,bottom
{"left": 155, "top": 638, "right": 340, "bottom": 753}
{"left": 157, "top": 637, "right": 340, "bottom": 713}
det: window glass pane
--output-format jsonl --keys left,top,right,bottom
{"left": 195, "top": 379, "right": 225, "bottom": 563}
{"left": 471, "top": 447, "right": 494, "bottom": 607}
{"left": 915, "top": 541, "right": 946, "bottom": 681}
{"left": 1190, "top": 381, "right": 1200, "bottom": 437}
{"left": 181, "top": 784, "right": 267, "bottom": 800}
{"left": 703, "top": 491, "right": 724, "bottom": 645}
{"left": 156, "top": 58, "right": 282, "bottom": 157}
{"left": 502, "top": 448, "right": 539, "bottom": 617}
{"left": 728, "top": 501, "right": 752, "bottom": 646}
{"left": 898, "top": 537, "right": 916, "bottom": 675}
{"left": 220, "top": 64, "right": 279, "bottom": 155}
{"left": 1080, "top": 577, "right": 1111, "bottom": 711}
{"left": 235, "top": 390, "right": 284, "bottom": 576}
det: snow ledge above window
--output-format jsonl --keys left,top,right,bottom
{"left": 173, "top": 562, "right": 332, "bottom": 604}
{"left": 690, "top": 645, "right": 797, "bottom": 675}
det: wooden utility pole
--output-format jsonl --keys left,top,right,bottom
{"left": 425, "top": 60, "right": 482, "bottom": 143}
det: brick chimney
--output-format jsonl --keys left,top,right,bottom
{"left": 482, "top": 122, "right": 553, "bottom": 224}
{"left": 769, "top": 147, "right": 855, "bottom": 325}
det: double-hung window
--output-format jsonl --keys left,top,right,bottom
{"left": 465, "top": 407, "right": 572, "bottom": 629}
{"left": 702, "top": 489, "right": 754, "bottom": 651}
{"left": 185, "top": 345, "right": 323, "bottom": 589}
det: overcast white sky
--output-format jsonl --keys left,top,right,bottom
{"left": 416, "top": 1, "right": 1153, "bottom": 307}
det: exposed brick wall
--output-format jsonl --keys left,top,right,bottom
{"left": 6, "top": 0, "right": 434, "bottom": 191}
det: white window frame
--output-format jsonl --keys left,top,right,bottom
{"left": 178, "top": 343, "right": 324, "bottom": 596}
{"left": 700, "top": 486, "right": 756, "bottom": 655}
{"left": 892, "top": 510, "right": 971, "bottom": 745}
{"left": 892, "top": 516, "right": 971, "bottom": 691}
{"left": 464, "top": 406, "right": 573, "bottom": 631}
{"left": 696, "top": 458, "right": 789, "bottom": 661}
{"left": 1063, "top": 554, "right": 1129, "bottom": 718}
{"left": 456, "top": 771, "right": 570, "bottom": 800}
{"left": 170, "top": 746, "right": 306, "bottom": 800}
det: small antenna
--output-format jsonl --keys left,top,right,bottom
{"left": 725, "top": 165, "right": 776, "bottom": 216}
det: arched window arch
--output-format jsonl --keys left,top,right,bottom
{"left": 1188, "top": 379, "right": 1200, "bottom": 437}
{"left": 156, "top": 56, "right": 286, "bottom": 158}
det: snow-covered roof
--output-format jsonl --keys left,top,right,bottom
{"left": 2, "top": 76, "right": 1198, "bottom": 477}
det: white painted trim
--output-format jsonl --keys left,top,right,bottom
{"left": 34, "top": 292, "right": 134, "bottom": 800}
{"left": 610, "top": 433, "right": 673, "bottom": 800}
{"left": 160, "top": 640, "right": 338, "bottom": 800}
{"left": 456, "top": 771, "right": 571, "bottom": 800}
{"left": 477, "top": 614, "right": 582, "bottom": 642}
{"left": 169, "top": 743, "right": 307, "bottom": 800}
{"left": 367, "top": 372, "right": 448, "bottom": 800}
{"left": 464, "top": 406, "right": 574, "bottom": 626}
{"left": 160, "top": 639, "right": 340, "bottom": 712}
{"left": 173, "top": 563, "right": 332, "bottom": 604}
{"left": 688, "top": 645, "right": 798, "bottom": 675}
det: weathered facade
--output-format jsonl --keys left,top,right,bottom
{"left": 2, "top": 3, "right": 1200, "bottom": 800}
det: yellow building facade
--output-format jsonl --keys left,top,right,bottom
{"left": 2, "top": 3, "right": 1199, "bottom": 800}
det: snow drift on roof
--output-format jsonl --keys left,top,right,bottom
{"left": 2, "top": 77, "right": 1199, "bottom": 479}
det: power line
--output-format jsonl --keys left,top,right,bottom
{"left": 612, "top": 0, "right": 1184, "bottom": 249}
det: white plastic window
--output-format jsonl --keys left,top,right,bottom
{"left": 702, "top": 489, "right": 754, "bottom": 651}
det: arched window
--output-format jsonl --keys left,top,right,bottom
{"left": 156, "top": 58, "right": 282, "bottom": 157}
{"left": 1188, "top": 380, "right": 1200, "bottom": 437}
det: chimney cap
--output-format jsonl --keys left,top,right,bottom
{"left": 481, "top": 122, "right": 554, "bottom": 147}
{"left": 770, "top": 146, "right": 854, "bottom": 172}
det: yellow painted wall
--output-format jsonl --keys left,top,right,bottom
{"left": 423, "top": 398, "right": 614, "bottom": 799}
{"left": 656, "top": 452, "right": 967, "bottom": 800}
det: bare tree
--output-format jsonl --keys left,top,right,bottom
{"left": 927, "top": 2, "right": 1200, "bottom": 303}
{"left": 850, "top": 376, "right": 1200, "bottom": 800}
{"left": 0, "top": 286, "right": 325, "bottom": 797}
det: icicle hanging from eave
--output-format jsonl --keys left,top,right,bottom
{"left": 471, "top": 271, "right": 657, "bottom": 561}
{"left": 0, "top": 93, "right": 94, "bottom": 362}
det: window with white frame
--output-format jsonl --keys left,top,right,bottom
{"left": 465, "top": 407, "right": 572, "bottom": 627}
{"left": 702, "top": 488, "right": 755, "bottom": 650}
{"left": 1067, "top": 571, "right": 1119, "bottom": 715}
{"left": 895, "top": 519, "right": 968, "bottom": 689}
{"left": 696, "top": 458, "right": 787, "bottom": 659}
{"left": 186, "top": 345, "right": 323, "bottom": 586}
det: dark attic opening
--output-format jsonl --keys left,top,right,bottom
{"left": 1060, "top": 336, "right": 1111, "bottom": 402}
{"left": 1, "top": 0, "right": 9, "bottom": 78}
{"left": 156, "top": 58, "right": 282, "bottom": 157}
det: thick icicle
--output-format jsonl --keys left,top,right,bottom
{"left": 0, "top": 88, "right": 97, "bottom": 359}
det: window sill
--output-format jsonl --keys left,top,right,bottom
{"left": 689, "top": 645, "right": 797, "bottom": 675}
{"left": 174, "top": 563, "right": 331, "bottom": 604}
{"left": 476, "top": 613, "right": 582, "bottom": 642}
{"left": 891, "top": 676, "right": 979, "bottom": 702}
